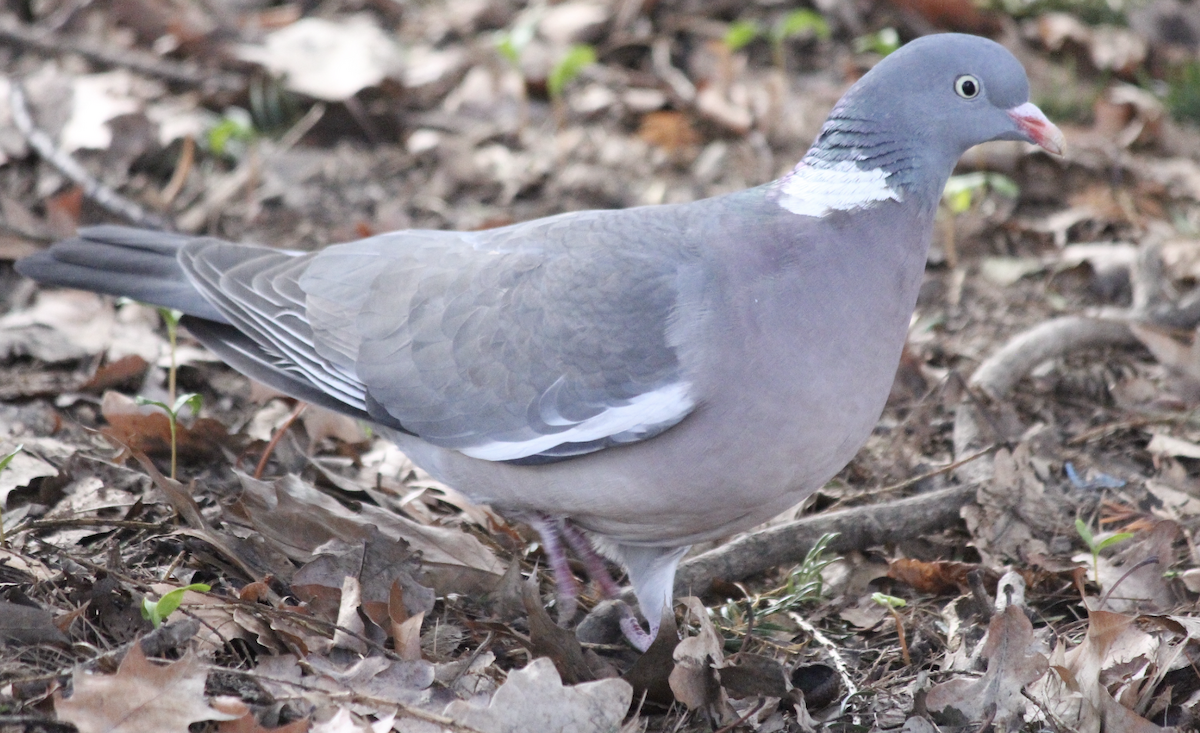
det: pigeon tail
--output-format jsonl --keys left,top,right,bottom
{"left": 14, "top": 226, "right": 229, "bottom": 323}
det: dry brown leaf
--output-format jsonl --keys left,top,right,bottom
{"left": 886, "top": 0, "right": 999, "bottom": 32}
{"left": 620, "top": 604, "right": 679, "bottom": 706}
{"left": 0, "top": 445, "right": 58, "bottom": 508}
{"left": 236, "top": 16, "right": 403, "bottom": 102}
{"left": 926, "top": 605, "right": 1049, "bottom": 726}
{"left": 235, "top": 473, "right": 503, "bottom": 596}
{"left": 310, "top": 708, "right": 376, "bottom": 733}
{"left": 54, "top": 645, "right": 241, "bottom": 733}
{"left": 306, "top": 652, "right": 433, "bottom": 709}
{"left": 1087, "top": 521, "right": 1181, "bottom": 613}
{"left": 101, "top": 390, "right": 232, "bottom": 462}
{"left": 637, "top": 110, "right": 699, "bottom": 152}
{"left": 331, "top": 575, "right": 367, "bottom": 654}
{"left": 218, "top": 710, "right": 310, "bottom": 733}
{"left": 888, "top": 558, "right": 995, "bottom": 596}
{"left": 963, "top": 442, "right": 1066, "bottom": 566}
{"left": 0, "top": 601, "right": 70, "bottom": 645}
{"left": 668, "top": 596, "right": 729, "bottom": 717}
{"left": 292, "top": 528, "right": 435, "bottom": 629}
{"left": 520, "top": 578, "right": 611, "bottom": 684}
{"left": 393, "top": 611, "right": 424, "bottom": 662}
{"left": 1032, "top": 610, "right": 1168, "bottom": 733}
{"left": 82, "top": 354, "right": 149, "bottom": 393}
{"left": 442, "top": 656, "right": 631, "bottom": 733}
{"left": 301, "top": 405, "right": 368, "bottom": 445}
{"left": 1130, "top": 323, "right": 1200, "bottom": 388}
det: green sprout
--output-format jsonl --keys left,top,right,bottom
{"left": 156, "top": 307, "right": 183, "bottom": 407}
{"left": 1076, "top": 518, "right": 1134, "bottom": 584}
{"left": 942, "top": 172, "right": 1019, "bottom": 214}
{"left": 0, "top": 445, "right": 23, "bottom": 546}
{"left": 206, "top": 107, "right": 257, "bottom": 159}
{"left": 854, "top": 27, "right": 900, "bottom": 56}
{"left": 872, "top": 592, "right": 906, "bottom": 610}
{"left": 495, "top": 16, "right": 537, "bottom": 66}
{"left": 141, "top": 583, "right": 210, "bottom": 628}
{"left": 769, "top": 10, "right": 829, "bottom": 68}
{"left": 547, "top": 44, "right": 597, "bottom": 100}
{"left": 724, "top": 19, "right": 760, "bottom": 52}
{"left": 1167, "top": 61, "right": 1200, "bottom": 126}
{"left": 136, "top": 392, "right": 202, "bottom": 481}
{"left": 872, "top": 592, "right": 911, "bottom": 665}
{"left": 758, "top": 532, "right": 839, "bottom": 616}
{"left": 716, "top": 533, "right": 839, "bottom": 644}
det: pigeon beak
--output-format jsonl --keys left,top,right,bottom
{"left": 1007, "top": 102, "right": 1066, "bottom": 156}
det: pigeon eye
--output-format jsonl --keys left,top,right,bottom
{"left": 955, "top": 75, "right": 980, "bottom": 99}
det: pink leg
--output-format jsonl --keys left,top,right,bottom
{"left": 528, "top": 515, "right": 579, "bottom": 624}
{"left": 559, "top": 521, "right": 622, "bottom": 598}
{"left": 560, "top": 521, "right": 656, "bottom": 650}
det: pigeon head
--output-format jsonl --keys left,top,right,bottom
{"left": 781, "top": 33, "right": 1063, "bottom": 217}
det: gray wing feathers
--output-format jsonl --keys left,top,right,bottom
{"left": 178, "top": 242, "right": 369, "bottom": 410}
{"left": 303, "top": 212, "right": 698, "bottom": 460}
{"left": 20, "top": 219, "right": 698, "bottom": 462}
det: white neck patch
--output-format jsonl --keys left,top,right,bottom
{"left": 776, "top": 159, "right": 901, "bottom": 218}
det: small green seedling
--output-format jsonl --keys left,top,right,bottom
{"left": 137, "top": 392, "right": 202, "bottom": 481}
{"left": 871, "top": 592, "right": 906, "bottom": 610}
{"left": 156, "top": 307, "right": 184, "bottom": 406}
{"left": 0, "top": 444, "right": 23, "bottom": 545}
{"left": 495, "top": 14, "right": 538, "bottom": 67}
{"left": 1076, "top": 518, "right": 1134, "bottom": 584}
{"left": 141, "top": 583, "right": 210, "bottom": 628}
{"left": 547, "top": 44, "right": 597, "bottom": 100}
{"left": 206, "top": 107, "right": 257, "bottom": 159}
{"left": 758, "top": 532, "right": 839, "bottom": 616}
{"left": 724, "top": 19, "right": 760, "bottom": 52}
{"left": 941, "top": 172, "right": 1019, "bottom": 214}
{"left": 717, "top": 532, "right": 839, "bottom": 644}
{"left": 769, "top": 10, "right": 829, "bottom": 68}
{"left": 1168, "top": 61, "right": 1200, "bottom": 125}
{"left": 872, "top": 592, "right": 911, "bottom": 665}
{"left": 854, "top": 27, "right": 900, "bottom": 57}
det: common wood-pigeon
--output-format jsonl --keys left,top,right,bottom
{"left": 16, "top": 33, "right": 1064, "bottom": 650}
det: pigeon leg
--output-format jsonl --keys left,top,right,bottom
{"left": 528, "top": 515, "right": 579, "bottom": 624}
{"left": 559, "top": 521, "right": 622, "bottom": 598}
{"left": 560, "top": 521, "right": 656, "bottom": 651}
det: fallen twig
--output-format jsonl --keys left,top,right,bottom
{"left": 968, "top": 316, "right": 1138, "bottom": 401}
{"left": 0, "top": 16, "right": 243, "bottom": 92}
{"left": 9, "top": 81, "right": 169, "bottom": 230}
{"left": 673, "top": 484, "right": 975, "bottom": 597}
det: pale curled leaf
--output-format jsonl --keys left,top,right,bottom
{"left": 443, "top": 657, "right": 631, "bottom": 733}
{"left": 55, "top": 645, "right": 240, "bottom": 733}
{"left": 926, "top": 605, "right": 1048, "bottom": 726}
{"left": 236, "top": 15, "right": 403, "bottom": 101}
{"left": 236, "top": 473, "right": 503, "bottom": 596}
{"left": 668, "top": 596, "right": 726, "bottom": 711}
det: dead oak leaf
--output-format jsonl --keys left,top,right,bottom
{"left": 55, "top": 644, "right": 241, "bottom": 733}
{"left": 926, "top": 605, "right": 1049, "bottom": 727}
{"left": 668, "top": 597, "right": 729, "bottom": 717}
{"left": 218, "top": 708, "right": 310, "bottom": 733}
{"left": 1040, "top": 610, "right": 1168, "bottom": 733}
{"left": 443, "top": 657, "right": 631, "bottom": 733}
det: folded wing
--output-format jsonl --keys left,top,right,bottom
{"left": 178, "top": 208, "right": 701, "bottom": 463}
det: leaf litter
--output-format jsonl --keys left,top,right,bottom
{"left": 2, "top": 1, "right": 1200, "bottom": 731}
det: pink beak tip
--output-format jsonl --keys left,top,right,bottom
{"left": 1008, "top": 102, "right": 1066, "bottom": 156}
